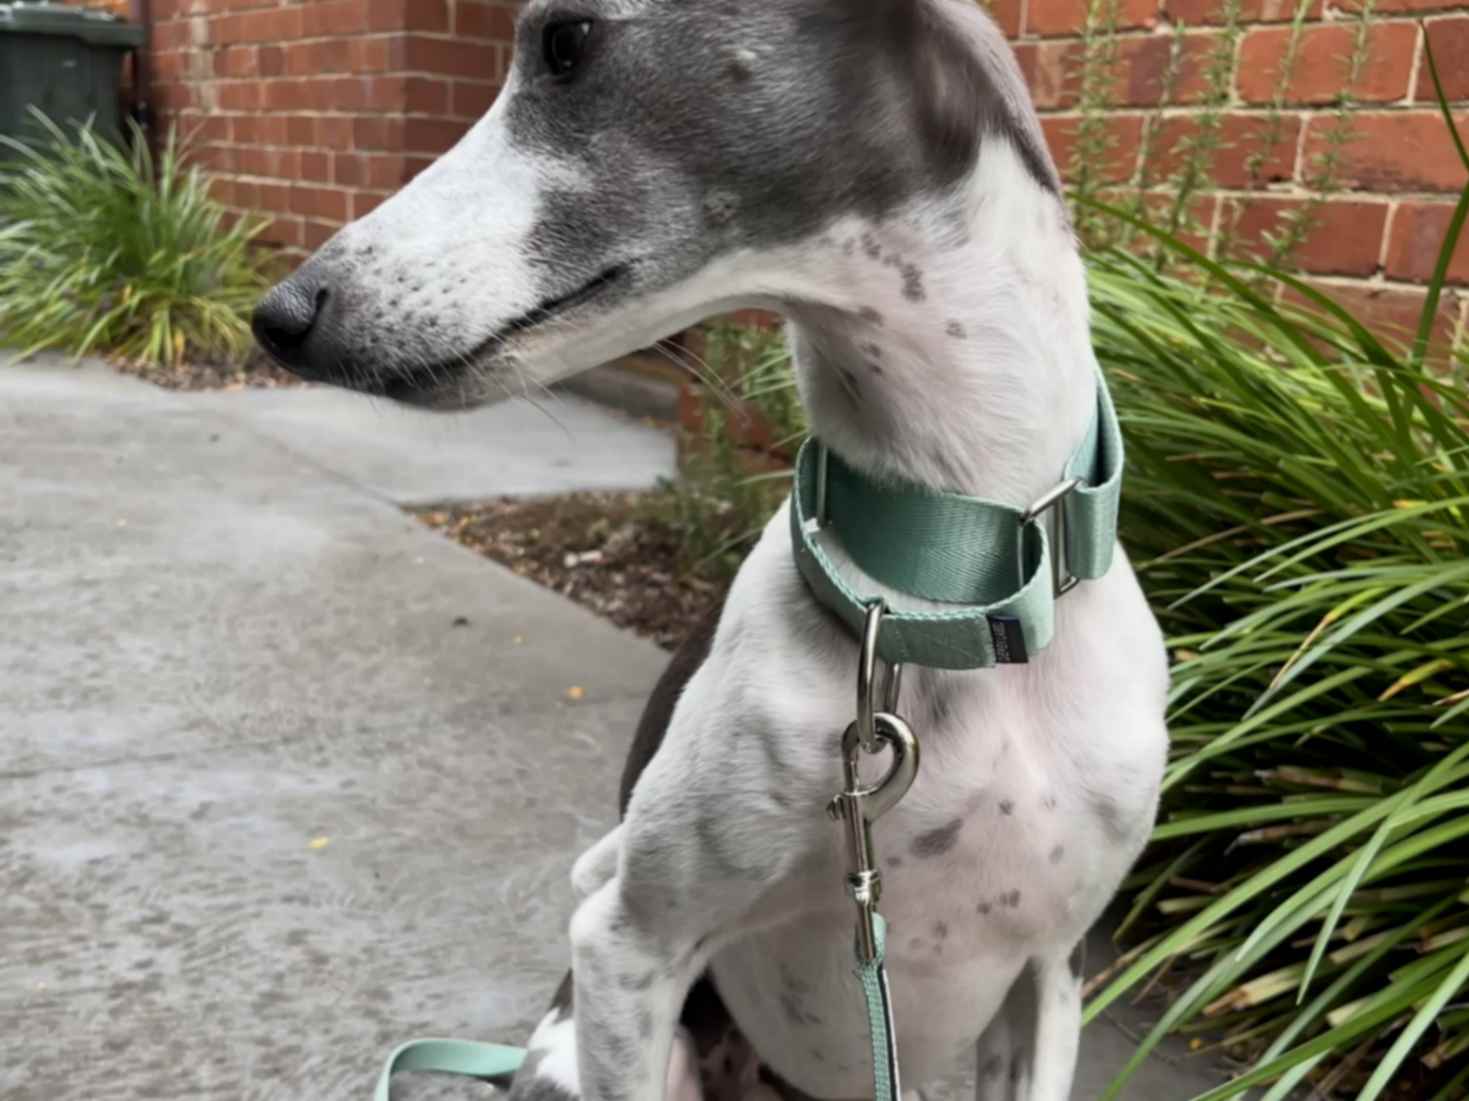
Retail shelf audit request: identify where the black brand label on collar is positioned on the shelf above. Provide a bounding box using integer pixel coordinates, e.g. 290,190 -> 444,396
989,616 -> 1029,664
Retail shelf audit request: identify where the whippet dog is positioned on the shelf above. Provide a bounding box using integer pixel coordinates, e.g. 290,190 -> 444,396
253,2 -> 1170,1098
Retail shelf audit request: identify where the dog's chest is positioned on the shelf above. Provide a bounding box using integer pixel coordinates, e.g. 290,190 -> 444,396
868,709 -> 1122,957
711,692 -> 1151,1095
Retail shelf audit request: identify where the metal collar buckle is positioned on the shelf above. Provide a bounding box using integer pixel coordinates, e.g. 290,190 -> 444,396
803,443 -> 832,535
1021,478 -> 1083,598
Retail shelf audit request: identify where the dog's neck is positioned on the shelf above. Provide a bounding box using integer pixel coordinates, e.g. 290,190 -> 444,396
783,143 -> 1094,512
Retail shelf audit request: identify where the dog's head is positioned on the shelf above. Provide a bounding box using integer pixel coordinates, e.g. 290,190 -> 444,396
252,0 -> 1052,409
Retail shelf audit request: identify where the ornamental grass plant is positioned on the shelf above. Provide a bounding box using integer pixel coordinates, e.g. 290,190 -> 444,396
0,114 -> 269,368
1082,72 -> 1469,1099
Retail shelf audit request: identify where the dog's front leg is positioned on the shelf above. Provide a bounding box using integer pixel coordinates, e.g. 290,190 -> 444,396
974,941 -> 1083,1101
569,876 -> 720,1101
1024,944 -> 1083,1100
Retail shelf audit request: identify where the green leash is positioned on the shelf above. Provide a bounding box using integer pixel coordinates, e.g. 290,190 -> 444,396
374,1039 -> 525,1100
857,915 -> 899,1101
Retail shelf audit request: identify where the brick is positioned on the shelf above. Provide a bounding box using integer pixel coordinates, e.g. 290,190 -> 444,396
313,115 -> 353,151
261,215 -> 304,249
364,154 -> 410,189
1107,33 -> 1225,107
1148,111 -> 1302,188
404,76 -> 452,115
353,115 -> 406,151
1386,202 -> 1469,285
319,76 -> 366,111
404,117 -> 470,155
1015,40 -> 1084,110
1042,113 -> 1144,184
1237,22 -> 1418,106
194,114 -> 231,145
403,155 -> 437,184
286,116 -> 317,147
290,185 -> 350,222
349,36 -> 394,73
981,0 -> 1023,37
301,1 -> 369,38
1303,111 -> 1469,193
451,80 -> 498,119
300,150 -> 332,183
403,0 -> 451,32
1162,0 -> 1318,24
218,44 -> 258,78
402,34 -> 497,80
1281,281 -> 1462,355
256,183 -> 293,215
1371,0 -> 1467,13
455,1 -> 518,40
1026,0 -> 1158,37
1227,198 -> 1389,276
304,220 -> 339,251
229,114 -> 260,144
215,81 -> 263,111
260,114 -> 291,146
1416,17 -> 1469,102
352,191 -> 388,219
333,153 -> 366,188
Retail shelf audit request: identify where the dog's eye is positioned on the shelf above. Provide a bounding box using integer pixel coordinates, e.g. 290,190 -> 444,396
543,20 -> 593,78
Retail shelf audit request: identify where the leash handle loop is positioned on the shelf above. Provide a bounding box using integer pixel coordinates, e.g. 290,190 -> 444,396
373,1038 -> 525,1101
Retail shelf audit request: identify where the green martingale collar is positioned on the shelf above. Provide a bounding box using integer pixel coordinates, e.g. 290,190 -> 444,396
790,374 -> 1124,670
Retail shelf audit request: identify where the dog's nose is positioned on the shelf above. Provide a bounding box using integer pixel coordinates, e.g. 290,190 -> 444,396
252,275 -> 328,373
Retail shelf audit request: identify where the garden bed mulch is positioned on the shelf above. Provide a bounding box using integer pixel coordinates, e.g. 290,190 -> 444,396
110,348 -> 303,391
410,492 -> 725,651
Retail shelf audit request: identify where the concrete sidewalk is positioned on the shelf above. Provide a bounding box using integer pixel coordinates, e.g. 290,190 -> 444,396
1,359 -> 1231,1100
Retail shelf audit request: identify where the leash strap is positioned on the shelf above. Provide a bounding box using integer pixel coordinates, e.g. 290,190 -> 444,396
856,915 -> 901,1101
791,375 -> 1124,669
373,1038 -> 525,1101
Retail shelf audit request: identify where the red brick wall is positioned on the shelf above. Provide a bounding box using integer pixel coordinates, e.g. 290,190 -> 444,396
141,0 -> 517,252
998,0 -> 1468,346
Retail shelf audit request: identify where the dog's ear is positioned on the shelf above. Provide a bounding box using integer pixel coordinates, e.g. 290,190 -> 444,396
880,0 -> 1059,191
879,2 -> 986,183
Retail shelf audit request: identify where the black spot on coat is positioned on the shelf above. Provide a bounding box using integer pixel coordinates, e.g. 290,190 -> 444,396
911,817 -> 963,858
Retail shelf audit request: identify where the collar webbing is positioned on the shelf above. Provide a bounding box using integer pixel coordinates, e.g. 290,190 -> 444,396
790,374 -> 1124,670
